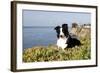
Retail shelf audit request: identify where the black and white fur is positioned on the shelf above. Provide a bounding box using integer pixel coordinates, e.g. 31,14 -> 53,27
54,24 -> 81,50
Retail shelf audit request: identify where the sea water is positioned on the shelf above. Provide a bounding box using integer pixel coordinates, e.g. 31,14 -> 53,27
23,27 -> 57,49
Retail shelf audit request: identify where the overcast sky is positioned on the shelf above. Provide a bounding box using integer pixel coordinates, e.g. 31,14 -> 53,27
22,10 -> 91,27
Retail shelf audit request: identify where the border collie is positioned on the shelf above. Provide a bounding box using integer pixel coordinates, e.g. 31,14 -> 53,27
54,24 -> 81,50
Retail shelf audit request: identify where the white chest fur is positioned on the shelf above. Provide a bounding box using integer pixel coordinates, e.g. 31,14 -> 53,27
57,38 -> 68,49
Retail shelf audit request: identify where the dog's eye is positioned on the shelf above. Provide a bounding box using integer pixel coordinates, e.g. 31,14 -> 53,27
57,30 -> 60,34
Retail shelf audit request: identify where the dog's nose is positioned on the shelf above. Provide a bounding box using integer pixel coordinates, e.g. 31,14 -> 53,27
60,35 -> 64,38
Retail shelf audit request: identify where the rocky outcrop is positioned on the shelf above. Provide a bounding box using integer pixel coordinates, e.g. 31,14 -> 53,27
70,23 -> 91,38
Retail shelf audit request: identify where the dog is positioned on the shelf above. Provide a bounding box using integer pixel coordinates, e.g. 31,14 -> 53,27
54,24 -> 81,50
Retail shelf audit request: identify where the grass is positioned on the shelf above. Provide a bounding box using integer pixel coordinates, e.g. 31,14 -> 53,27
23,35 -> 91,62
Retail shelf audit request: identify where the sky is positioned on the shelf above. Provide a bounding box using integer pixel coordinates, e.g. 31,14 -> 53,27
22,10 -> 91,27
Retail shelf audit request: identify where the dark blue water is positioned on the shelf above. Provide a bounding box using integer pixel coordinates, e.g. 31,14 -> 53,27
23,27 -> 57,49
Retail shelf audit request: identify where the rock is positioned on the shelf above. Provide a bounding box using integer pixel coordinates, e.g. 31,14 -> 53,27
70,23 -> 91,38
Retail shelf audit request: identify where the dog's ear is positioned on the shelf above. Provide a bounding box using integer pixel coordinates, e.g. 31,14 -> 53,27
62,24 -> 69,36
54,26 -> 60,30
62,24 -> 68,30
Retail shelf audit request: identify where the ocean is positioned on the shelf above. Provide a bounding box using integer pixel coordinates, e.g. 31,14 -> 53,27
23,27 -> 57,49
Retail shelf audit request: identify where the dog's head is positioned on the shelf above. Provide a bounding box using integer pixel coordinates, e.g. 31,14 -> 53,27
54,24 -> 69,38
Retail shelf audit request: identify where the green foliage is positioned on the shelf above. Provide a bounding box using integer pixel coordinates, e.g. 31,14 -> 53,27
23,35 -> 91,62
